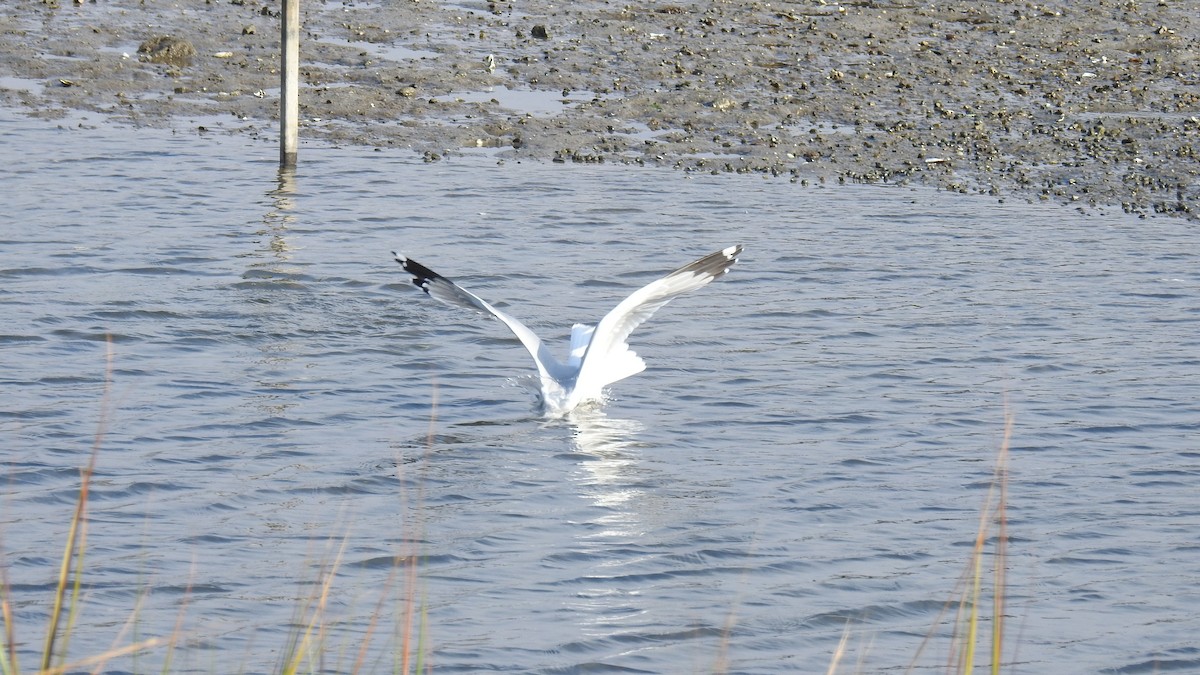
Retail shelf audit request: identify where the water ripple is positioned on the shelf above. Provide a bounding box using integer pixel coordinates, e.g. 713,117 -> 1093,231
1,111 -> 1198,674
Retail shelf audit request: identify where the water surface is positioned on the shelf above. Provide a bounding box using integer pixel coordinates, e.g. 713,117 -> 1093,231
2,110 -> 1198,674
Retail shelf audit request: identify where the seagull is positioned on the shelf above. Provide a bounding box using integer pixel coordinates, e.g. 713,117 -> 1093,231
392,245 -> 743,414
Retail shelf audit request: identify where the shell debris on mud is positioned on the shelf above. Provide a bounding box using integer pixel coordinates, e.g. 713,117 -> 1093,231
1,0 -> 1195,218
136,36 -> 196,66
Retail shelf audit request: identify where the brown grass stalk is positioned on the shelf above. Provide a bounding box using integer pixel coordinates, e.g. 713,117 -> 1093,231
989,412 -> 1011,675
281,535 -> 349,675
395,380 -> 438,674
39,636 -> 169,675
39,337 -> 113,670
956,410 -> 1012,675
901,410 -> 1012,675
1,560 -> 18,675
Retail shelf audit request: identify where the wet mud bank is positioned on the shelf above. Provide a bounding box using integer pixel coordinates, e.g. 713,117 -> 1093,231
2,0 -> 1196,219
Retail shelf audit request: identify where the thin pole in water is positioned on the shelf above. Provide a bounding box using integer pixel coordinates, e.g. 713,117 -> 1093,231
280,0 -> 299,168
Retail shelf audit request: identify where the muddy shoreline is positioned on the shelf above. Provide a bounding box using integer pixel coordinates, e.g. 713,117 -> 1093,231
2,0 -> 1196,219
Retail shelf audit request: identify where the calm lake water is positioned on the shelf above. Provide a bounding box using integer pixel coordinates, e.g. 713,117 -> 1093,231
2,109 -> 1199,674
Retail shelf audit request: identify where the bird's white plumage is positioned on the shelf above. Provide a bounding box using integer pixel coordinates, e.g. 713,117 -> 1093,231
392,245 -> 743,414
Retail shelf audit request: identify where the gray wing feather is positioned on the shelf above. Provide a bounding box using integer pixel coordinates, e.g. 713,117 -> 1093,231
572,244 -> 743,396
392,252 -> 568,383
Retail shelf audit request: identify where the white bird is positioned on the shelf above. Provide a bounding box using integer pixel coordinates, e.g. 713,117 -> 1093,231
392,245 -> 743,414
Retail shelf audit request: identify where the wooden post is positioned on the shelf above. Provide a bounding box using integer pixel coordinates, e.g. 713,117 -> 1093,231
280,0 -> 299,168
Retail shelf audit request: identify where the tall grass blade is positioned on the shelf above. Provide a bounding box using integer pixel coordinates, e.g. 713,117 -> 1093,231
352,552 -> 407,675
63,513 -> 90,667
962,533 -> 984,675
414,590 -> 429,675
41,336 -> 113,670
159,571 -> 194,675
40,636 -> 167,675
824,621 -> 852,675
41,424 -> 93,669
906,410 -> 1013,675
1,557 -> 19,675
396,383 -> 437,674
963,410 -> 1013,675
281,536 -> 348,675
990,412 -> 1012,675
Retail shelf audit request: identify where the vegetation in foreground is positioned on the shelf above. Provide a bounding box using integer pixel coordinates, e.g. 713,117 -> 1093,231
3,346 -> 1014,674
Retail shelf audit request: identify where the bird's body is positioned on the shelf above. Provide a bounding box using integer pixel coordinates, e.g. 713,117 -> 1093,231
393,245 -> 743,414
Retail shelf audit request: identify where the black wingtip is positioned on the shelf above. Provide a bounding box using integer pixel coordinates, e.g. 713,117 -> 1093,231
725,244 -> 744,264
715,244 -> 743,275
392,251 -> 444,294
675,244 -> 744,279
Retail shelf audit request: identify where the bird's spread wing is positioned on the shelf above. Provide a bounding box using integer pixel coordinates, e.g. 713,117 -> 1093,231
392,252 -> 568,387
571,244 -> 743,403
394,246 -> 743,413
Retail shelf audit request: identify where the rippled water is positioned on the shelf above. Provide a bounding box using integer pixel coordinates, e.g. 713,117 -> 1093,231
2,109 -> 1199,674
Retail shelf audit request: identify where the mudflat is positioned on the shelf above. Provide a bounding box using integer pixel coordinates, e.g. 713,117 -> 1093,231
2,0 -> 1196,218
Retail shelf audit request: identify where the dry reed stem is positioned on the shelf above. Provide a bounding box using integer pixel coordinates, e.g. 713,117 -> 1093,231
824,621 -> 853,675
960,410 -> 1013,675
989,412 -> 1012,675
39,636 -> 168,675
2,336 -> 180,674
904,410 -> 1013,675
1,538 -> 18,675
157,568 -> 193,675
93,586 -> 151,675
713,522 -> 766,674
351,561 -> 401,674
40,336 -> 113,670
395,380 -> 438,674
281,535 -> 349,675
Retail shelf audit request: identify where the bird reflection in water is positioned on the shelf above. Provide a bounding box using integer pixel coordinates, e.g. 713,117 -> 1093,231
565,408 -> 646,539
